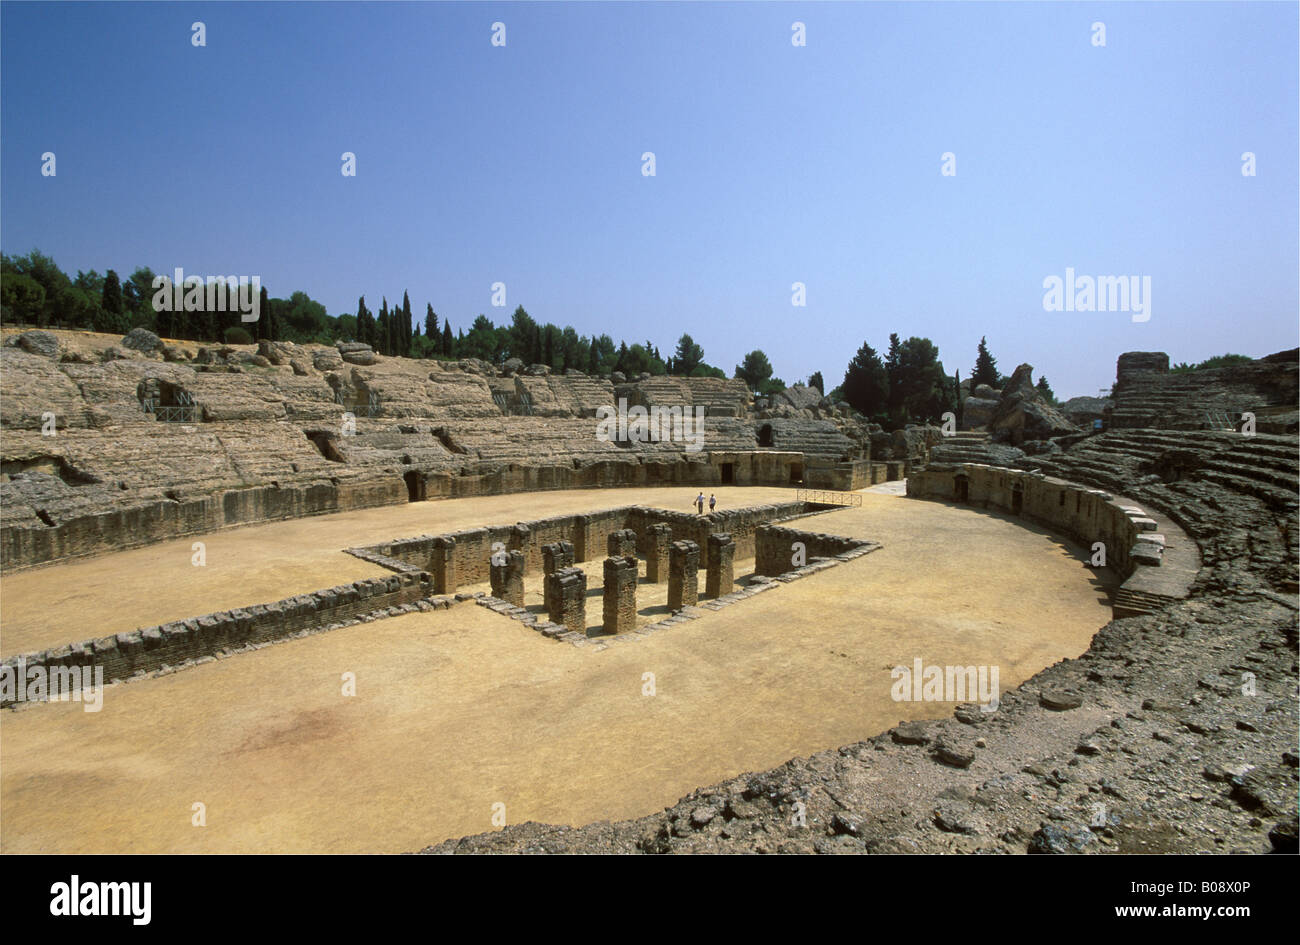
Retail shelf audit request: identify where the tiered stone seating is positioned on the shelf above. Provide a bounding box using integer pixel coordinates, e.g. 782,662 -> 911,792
1109,349 -> 1298,430
756,418 -> 856,460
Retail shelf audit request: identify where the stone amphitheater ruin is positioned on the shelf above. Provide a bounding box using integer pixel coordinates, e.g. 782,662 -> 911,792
1,328 -> 1295,854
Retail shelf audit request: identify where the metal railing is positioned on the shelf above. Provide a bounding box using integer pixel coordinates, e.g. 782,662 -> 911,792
1203,410 -> 1235,431
142,391 -> 200,423
335,389 -> 382,417
796,488 -> 862,508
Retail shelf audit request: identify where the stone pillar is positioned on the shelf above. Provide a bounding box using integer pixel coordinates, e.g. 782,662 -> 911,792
509,523 -> 531,573
705,532 -> 735,598
667,540 -> 700,611
602,556 -> 638,634
547,566 -> 587,632
607,528 -> 637,559
571,514 -> 588,562
645,523 -> 672,583
542,541 -> 575,617
429,536 -> 457,594
490,550 -> 525,607
542,540 -> 575,575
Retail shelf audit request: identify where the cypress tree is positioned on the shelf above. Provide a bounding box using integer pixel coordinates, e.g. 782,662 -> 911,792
401,291 -> 413,356
425,303 -> 437,346
259,285 -> 272,340
377,298 -> 390,356
442,320 -> 453,356
357,296 -> 372,347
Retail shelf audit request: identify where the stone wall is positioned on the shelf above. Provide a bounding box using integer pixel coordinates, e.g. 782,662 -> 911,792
754,525 -> 875,577
906,463 -> 1142,576
624,501 -> 808,560
803,457 -> 876,490
1,476 -> 405,572
2,571 -> 433,705
364,501 -> 816,587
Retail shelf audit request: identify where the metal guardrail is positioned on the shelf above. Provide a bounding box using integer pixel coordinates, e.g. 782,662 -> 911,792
142,392 -> 200,423
796,488 -> 862,508
1203,410 -> 1235,431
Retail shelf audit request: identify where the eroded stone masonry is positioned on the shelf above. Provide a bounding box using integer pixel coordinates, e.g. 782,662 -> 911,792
1,330 -> 937,570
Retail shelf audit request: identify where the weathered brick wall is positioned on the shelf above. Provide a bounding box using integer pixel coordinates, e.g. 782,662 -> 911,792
361,501 -> 820,596
625,501 -> 806,560
2,571 -> 433,705
907,464 -> 1141,576
1,477 -> 406,572
754,525 -> 868,576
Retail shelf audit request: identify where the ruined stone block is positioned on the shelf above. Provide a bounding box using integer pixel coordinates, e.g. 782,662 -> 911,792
705,532 -> 735,598
668,540 -> 700,611
429,535 -> 457,594
602,555 -> 638,634
541,540 -> 575,575
607,528 -> 637,558
645,523 -> 672,583
490,549 -> 525,607
509,523 -> 531,572
546,566 -> 587,633
1130,543 -> 1163,566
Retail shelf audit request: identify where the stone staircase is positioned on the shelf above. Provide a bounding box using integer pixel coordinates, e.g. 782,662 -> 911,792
928,430 -> 1026,467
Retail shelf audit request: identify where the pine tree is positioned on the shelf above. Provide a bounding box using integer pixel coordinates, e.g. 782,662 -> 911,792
102,270 -> 123,315
841,342 -> 889,421
1035,375 -> 1057,405
972,336 -> 1000,390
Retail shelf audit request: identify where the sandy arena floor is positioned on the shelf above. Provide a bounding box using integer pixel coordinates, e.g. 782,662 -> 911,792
0,485 -> 1115,853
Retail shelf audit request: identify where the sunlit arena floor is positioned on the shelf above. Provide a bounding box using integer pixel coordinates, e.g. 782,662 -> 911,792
0,484 -> 1117,853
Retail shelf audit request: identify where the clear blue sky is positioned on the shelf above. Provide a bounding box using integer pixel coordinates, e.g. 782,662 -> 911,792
3,1 -> 1296,398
